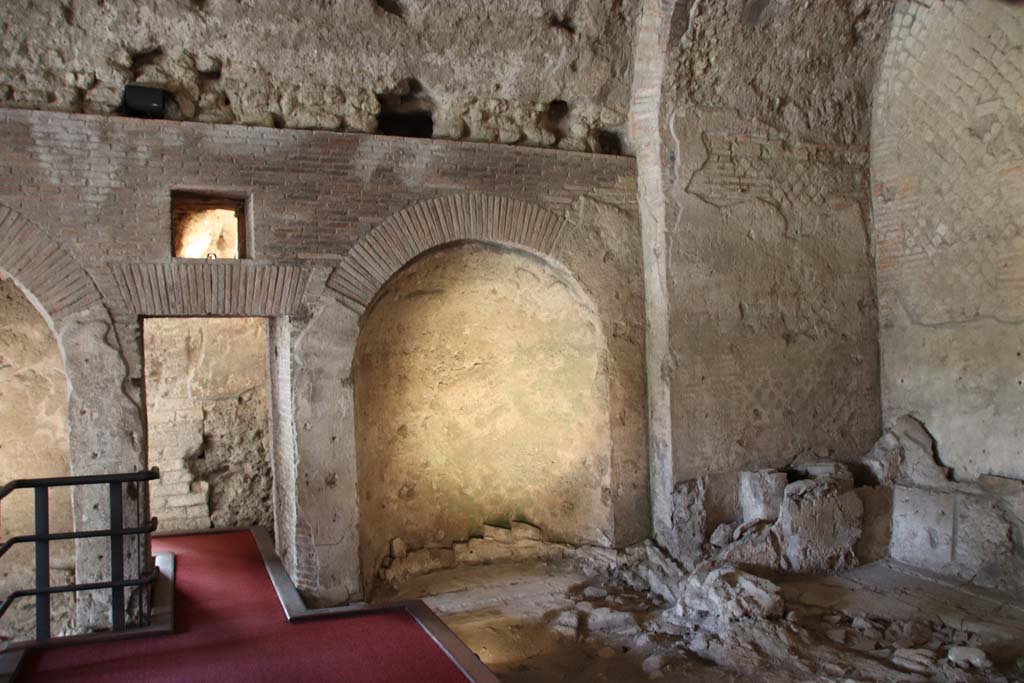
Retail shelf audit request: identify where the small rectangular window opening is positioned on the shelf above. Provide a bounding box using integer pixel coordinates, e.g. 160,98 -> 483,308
171,191 -> 247,259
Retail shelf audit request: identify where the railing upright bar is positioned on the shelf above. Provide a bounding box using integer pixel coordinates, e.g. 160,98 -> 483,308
33,486 -> 50,641
109,482 -> 125,632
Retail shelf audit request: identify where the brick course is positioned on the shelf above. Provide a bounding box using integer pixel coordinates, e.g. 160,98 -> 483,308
0,109 -> 637,318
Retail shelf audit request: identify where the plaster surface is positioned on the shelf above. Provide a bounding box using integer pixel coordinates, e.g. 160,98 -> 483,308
872,0 -> 1024,481
0,274 -> 74,639
354,242 -> 614,590
631,3 -> 890,559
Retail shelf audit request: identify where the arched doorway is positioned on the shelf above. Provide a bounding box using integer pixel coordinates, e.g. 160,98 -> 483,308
353,241 -> 614,592
0,272 -> 74,639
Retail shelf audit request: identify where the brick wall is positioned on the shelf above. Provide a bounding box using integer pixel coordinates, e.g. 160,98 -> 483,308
0,108 -> 637,320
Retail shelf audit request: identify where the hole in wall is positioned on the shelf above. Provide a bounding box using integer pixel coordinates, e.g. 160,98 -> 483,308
595,129 -> 624,155
547,13 -> 576,34
375,0 -> 405,18
171,191 -> 247,259
539,99 -> 570,141
129,47 -> 164,78
376,78 -> 434,138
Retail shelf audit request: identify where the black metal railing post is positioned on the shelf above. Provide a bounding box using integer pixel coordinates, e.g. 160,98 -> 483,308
0,468 -> 159,646
109,482 -> 125,632
33,486 -> 50,641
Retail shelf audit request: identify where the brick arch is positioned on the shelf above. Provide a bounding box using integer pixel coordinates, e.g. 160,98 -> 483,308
326,194 -> 573,313
0,203 -> 101,322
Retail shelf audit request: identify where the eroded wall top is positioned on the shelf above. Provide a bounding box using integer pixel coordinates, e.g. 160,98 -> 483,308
0,0 -> 637,153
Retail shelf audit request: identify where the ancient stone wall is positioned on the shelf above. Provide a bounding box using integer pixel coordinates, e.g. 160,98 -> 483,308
631,1 -> 891,557
869,0 -> 1024,593
872,0 -> 1024,482
0,108 -> 643,604
354,242 -> 614,593
0,274 -> 75,639
143,317 -> 272,532
0,0 -> 636,154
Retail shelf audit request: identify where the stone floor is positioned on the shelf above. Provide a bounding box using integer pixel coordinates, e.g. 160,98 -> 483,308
388,560 -> 1024,682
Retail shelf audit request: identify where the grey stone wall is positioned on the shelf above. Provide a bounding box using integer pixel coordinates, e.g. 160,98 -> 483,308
870,0 -> 1024,593
632,0 -> 891,557
872,0 -> 1024,482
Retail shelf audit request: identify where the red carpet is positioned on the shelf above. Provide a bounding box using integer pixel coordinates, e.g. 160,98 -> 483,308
21,531 -> 471,682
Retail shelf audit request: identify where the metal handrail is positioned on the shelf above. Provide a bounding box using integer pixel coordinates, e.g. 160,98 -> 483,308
0,469 -> 159,503
0,518 -> 159,561
0,569 -> 160,621
0,468 -> 161,642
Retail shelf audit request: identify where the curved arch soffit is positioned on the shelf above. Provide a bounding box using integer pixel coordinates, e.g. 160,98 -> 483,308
326,194 -> 574,314
0,203 -> 101,324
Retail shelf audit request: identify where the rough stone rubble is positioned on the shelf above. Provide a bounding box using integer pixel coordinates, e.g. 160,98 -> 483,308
376,414 -> 1024,681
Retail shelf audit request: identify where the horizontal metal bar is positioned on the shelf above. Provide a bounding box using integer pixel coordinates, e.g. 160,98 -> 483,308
0,570 -> 160,621
0,519 -> 158,561
0,469 -> 160,503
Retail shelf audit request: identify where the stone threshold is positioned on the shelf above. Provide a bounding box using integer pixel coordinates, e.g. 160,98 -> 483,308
249,526 -> 500,683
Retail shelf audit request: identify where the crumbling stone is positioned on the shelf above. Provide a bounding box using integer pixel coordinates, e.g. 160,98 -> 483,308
681,563 -> 785,623
738,470 -> 787,523
390,537 -> 408,559
891,486 -> 955,571
777,478 -> 862,573
716,522 -> 782,573
511,521 -> 544,542
891,648 -> 938,674
947,645 -> 992,670
670,479 -> 707,569
853,485 -> 892,564
380,547 -> 455,584
709,523 -> 735,549
889,415 -> 951,488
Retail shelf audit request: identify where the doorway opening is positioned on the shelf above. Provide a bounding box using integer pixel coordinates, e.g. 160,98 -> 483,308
142,317 -> 273,532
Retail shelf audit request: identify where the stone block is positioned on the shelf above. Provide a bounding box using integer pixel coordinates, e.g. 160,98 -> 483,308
510,521 -> 544,541
482,524 -> 513,543
682,563 -> 784,623
671,479 -> 707,570
890,486 -> 954,570
738,470 -> 787,523
854,485 -> 892,564
778,478 -> 862,573
953,493 -> 1013,575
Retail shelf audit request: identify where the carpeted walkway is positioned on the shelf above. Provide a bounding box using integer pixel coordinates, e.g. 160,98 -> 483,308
21,531 -> 471,682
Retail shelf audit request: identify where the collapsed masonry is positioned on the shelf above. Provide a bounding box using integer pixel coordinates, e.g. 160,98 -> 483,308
376,415 -> 1024,680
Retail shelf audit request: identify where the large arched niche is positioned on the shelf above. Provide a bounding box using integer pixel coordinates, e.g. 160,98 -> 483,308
0,204 -> 146,631
352,240 -> 614,589
0,271 -> 74,638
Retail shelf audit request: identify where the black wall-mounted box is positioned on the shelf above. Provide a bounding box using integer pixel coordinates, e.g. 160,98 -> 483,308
122,84 -> 171,118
